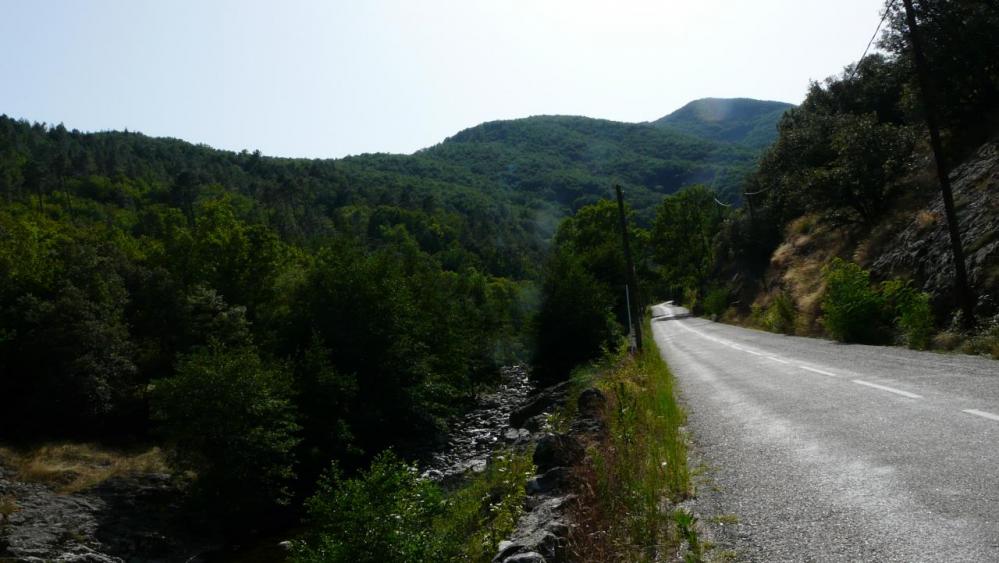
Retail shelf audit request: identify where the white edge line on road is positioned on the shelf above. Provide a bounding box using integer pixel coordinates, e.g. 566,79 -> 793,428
962,409 -> 999,422
765,356 -> 791,364
851,379 -> 922,399
798,365 -> 838,377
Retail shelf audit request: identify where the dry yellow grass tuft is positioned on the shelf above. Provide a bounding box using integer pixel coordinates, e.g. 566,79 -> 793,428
0,493 -> 19,522
0,443 -> 168,494
914,210 -> 939,231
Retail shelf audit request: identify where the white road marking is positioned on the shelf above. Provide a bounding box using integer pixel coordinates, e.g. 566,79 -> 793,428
766,356 -> 791,365
962,409 -> 999,422
852,379 -> 922,399
798,365 -> 839,378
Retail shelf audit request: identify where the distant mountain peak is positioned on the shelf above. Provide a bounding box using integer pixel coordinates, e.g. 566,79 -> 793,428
652,98 -> 794,148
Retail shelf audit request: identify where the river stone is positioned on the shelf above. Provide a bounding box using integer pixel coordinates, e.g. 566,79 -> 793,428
502,552 -> 547,563
510,382 -> 570,428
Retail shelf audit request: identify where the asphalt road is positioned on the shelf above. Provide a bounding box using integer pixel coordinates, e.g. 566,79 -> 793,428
650,304 -> 999,562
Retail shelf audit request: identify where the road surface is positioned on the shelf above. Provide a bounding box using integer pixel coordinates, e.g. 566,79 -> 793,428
650,304 -> 999,562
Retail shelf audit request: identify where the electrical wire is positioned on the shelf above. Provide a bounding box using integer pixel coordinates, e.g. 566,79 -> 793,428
847,0 -> 898,82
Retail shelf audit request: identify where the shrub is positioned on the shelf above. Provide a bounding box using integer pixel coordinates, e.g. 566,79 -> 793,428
701,286 -> 729,320
682,286 -> 700,313
293,452 -> 448,563
763,292 -> 796,335
882,280 -> 934,350
821,258 -> 887,343
962,318 -> 999,360
932,331 -> 964,351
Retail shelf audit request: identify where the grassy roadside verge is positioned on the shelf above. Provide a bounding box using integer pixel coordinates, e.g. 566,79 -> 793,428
568,320 -> 695,562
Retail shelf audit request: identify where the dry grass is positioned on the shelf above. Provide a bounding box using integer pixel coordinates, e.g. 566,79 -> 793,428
914,210 -> 939,231
932,331 -> 965,351
0,443 -> 168,494
0,493 -> 19,522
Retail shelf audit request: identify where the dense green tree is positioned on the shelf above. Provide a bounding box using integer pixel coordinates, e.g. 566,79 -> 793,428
533,248 -> 620,382
650,185 -> 727,300
150,342 -> 300,519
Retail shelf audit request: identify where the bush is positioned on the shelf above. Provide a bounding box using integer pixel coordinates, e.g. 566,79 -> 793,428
821,259 -> 887,343
293,452 -> 448,563
932,331 -> 964,351
150,342 -> 300,519
882,280 -> 934,350
701,286 -> 729,320
962,318 -> 999,360
763,292 -> 796,335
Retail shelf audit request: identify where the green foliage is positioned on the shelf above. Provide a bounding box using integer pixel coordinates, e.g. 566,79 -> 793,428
533,248 -> 620,382
821,259 -> 887,343
822,260 -> 937,346
762,292 -> 797,335
881,280 -> 934,350
650,185 -> 727,300
293,450 -> 534,563
150,342 -> 300,518
293,452 -> 448,563
701,286 -> 730,320
961,318 -> 999,360
573,325 -> 690,561
434,450 -> 534,561
882,0 -> 999,151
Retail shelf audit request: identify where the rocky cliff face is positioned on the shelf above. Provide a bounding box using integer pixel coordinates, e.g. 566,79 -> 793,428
751,137 -> 999,330
872,140 -> 999,320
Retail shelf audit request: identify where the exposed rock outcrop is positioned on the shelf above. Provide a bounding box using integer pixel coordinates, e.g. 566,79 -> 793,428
0,466 -> 216,562
872,140 -> 999,318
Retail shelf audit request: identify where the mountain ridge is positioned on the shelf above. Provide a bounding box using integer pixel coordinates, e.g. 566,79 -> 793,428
652,97 -> 794,148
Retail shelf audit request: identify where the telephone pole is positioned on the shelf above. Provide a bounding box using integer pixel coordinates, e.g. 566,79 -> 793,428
900,0 -> 976,326
615,184 -> 643,350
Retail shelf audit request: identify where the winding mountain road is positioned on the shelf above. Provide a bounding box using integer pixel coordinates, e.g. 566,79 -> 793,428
650,304 -> 999,562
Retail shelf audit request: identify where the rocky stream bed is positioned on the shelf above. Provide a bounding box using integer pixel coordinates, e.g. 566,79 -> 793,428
0,365 -> 597,563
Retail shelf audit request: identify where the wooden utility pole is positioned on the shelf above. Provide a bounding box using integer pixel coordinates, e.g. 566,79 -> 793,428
615,184 -> 643,350
901,0 -> 976,326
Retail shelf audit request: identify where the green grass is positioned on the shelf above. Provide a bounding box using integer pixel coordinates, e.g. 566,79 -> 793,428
434,449 -> 535,561
708,514 -> 740,525
569,322 -> 693,561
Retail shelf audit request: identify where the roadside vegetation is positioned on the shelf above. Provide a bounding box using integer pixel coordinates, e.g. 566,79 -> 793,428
291,449 -> 534,563
566,326 -> 693,562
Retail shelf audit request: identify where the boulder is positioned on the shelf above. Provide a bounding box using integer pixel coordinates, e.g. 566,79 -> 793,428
525,467 -> 571,496
532,434 -> 584,473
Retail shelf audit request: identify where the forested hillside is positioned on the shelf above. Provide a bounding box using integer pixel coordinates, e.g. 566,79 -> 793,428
652,97 -> 794,149
0,97 -> 784,546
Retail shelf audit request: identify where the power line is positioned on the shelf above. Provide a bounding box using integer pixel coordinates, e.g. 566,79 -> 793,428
847,0 -> 898,82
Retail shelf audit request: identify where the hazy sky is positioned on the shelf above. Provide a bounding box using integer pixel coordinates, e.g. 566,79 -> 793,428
1,0 -> 887,158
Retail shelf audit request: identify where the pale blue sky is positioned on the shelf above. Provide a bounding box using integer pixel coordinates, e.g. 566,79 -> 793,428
1,0 -> 887,158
